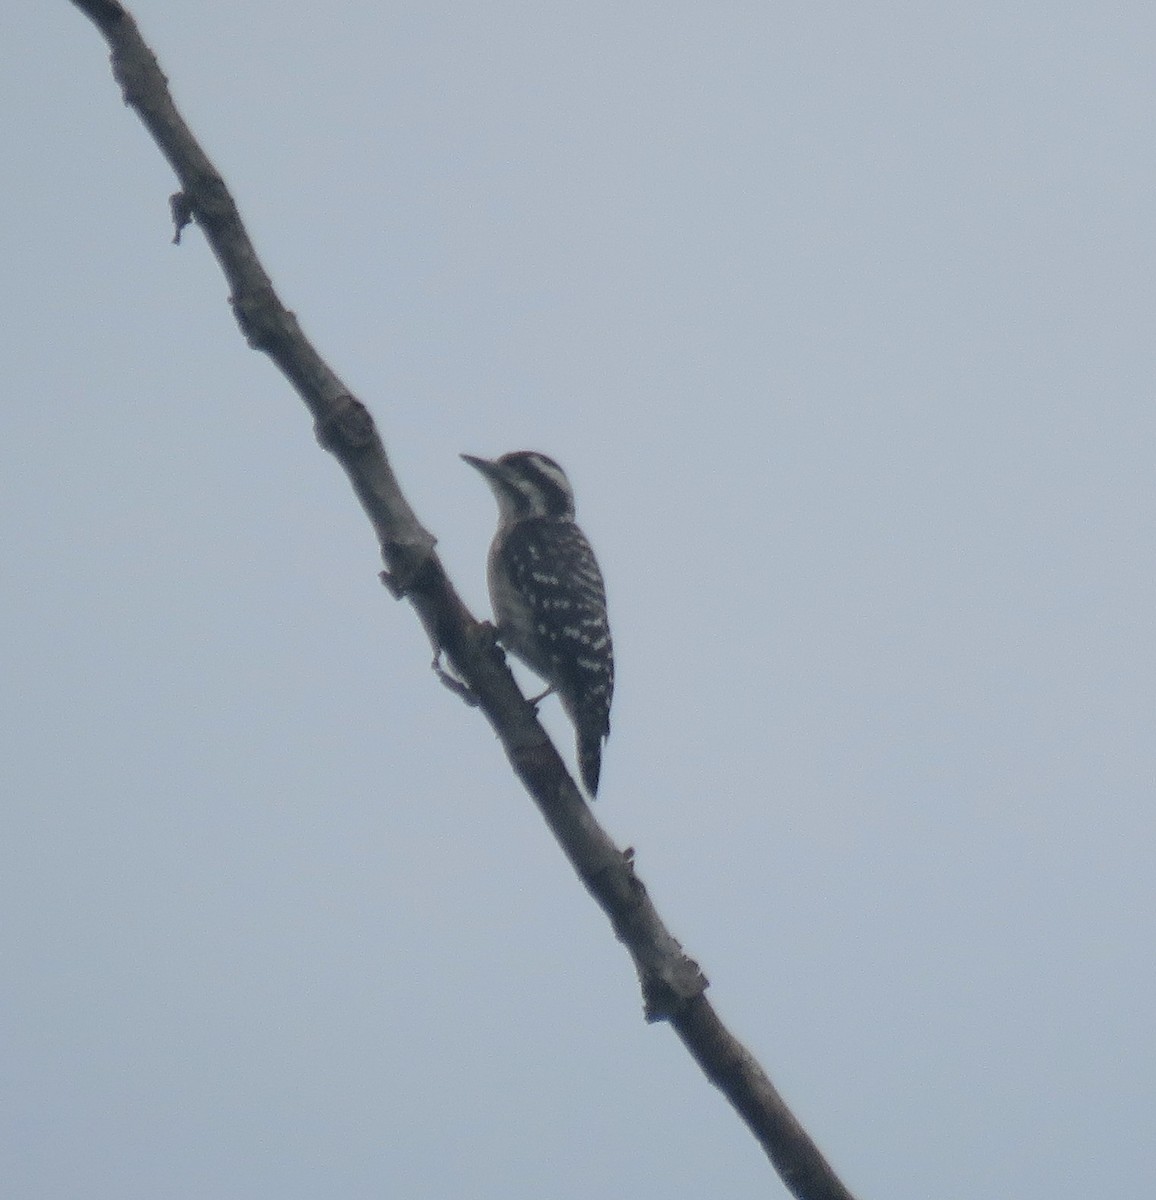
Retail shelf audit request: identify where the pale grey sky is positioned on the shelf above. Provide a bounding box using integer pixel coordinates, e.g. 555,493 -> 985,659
3,4 -> 1155,1197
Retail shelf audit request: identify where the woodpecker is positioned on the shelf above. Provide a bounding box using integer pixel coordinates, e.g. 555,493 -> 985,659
462,451 -> 614,796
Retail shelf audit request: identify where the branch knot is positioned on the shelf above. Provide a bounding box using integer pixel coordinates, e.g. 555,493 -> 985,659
315,394 -> 377,454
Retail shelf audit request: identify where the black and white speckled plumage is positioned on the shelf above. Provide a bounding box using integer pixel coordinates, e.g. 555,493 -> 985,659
462,451 -> 614,796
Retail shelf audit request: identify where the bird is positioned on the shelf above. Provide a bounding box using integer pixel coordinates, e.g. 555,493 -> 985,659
462,451 -> 614,796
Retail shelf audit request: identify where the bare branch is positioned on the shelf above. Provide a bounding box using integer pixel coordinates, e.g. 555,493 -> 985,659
66,3 -> 861,1197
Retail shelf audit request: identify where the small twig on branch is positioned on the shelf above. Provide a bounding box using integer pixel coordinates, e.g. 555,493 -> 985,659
66,3 -> 861,1198
429,649 -> 481,706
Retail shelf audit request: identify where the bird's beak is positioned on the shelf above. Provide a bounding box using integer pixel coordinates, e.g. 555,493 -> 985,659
461,453 -> 498,478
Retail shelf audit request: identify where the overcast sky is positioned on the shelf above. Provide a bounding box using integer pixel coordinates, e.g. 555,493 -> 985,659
3,4 -> 1155,1198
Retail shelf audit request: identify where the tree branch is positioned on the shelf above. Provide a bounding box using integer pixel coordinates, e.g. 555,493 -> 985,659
66,4 -> 861,1197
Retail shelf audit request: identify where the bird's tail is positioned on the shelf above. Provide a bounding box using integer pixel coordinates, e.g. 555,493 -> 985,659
578,731 -> 603,798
